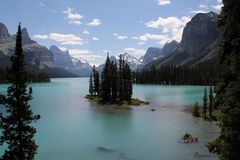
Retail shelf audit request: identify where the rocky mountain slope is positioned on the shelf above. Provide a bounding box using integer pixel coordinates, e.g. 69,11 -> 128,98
141,40 -> 178,64
0,22 -> 76,78
144,12 -> 220,69
49,45 -> 92,77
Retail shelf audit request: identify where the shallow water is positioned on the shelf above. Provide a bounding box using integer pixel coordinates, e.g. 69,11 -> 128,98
0,78 -> 219,160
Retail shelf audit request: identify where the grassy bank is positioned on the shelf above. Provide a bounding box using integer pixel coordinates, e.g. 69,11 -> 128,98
192,106 -> 222,121
85,95 -> 149,110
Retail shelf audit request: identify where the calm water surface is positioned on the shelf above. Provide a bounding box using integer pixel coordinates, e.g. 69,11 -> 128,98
0,78 -> 219,160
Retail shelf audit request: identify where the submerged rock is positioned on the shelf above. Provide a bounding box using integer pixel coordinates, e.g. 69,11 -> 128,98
97,146 -> 114,152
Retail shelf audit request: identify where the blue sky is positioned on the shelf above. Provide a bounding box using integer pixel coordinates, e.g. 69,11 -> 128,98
0,0 -> 222,65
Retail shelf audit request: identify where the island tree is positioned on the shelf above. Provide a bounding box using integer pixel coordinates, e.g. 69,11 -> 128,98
209,86 -> 214,117
207,0 -> 240,159
0,24 -> 40,160
93,65 -> 100,96
89,73 -> 94,96
110,61 -> 118,102
89,54 -> 133,104
101,54 -> 111,103
203,87 -> 208,118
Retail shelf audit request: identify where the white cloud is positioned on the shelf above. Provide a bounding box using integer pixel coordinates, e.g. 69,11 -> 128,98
34,34 -> 49,39
87,19 -> 101,26
189,4 -> 209,14
92,37 -> 99,41
117,36 -> 128,40
49,33 -> 83,45
34,33 -> 84,46
199,4 -> 209,10
190,10 -> 209,14
157,0 -> 171,6
63,8 -> 83,25
82,30 -> 90,35
212,0 -> 223,13
131,36 -> 139,40
113,33 -> 128,40
69,49 -> 102,63
136,33 -> 170,45
212,4 -> 223,12
39,2 -> 46,7
59,47 -> 67,51
138,42 -> 145,45
113,33 -> 129,40
145,16 -> 190,30
144,16 -> 190,42
123,48 -> 145,56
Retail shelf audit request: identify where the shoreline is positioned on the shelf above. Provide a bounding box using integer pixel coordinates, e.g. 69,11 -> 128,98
85,95 -> 149,110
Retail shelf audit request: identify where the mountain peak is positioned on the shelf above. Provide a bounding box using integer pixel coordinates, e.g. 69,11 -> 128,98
0,22 -> 10,40
181,11 -> 219,55
191,11 -> 218,23
50,45 -> 62,52
21,27 -> 36,45
49,45 -> 69,55
141,47 -> 162,64
162,40 -> 179,55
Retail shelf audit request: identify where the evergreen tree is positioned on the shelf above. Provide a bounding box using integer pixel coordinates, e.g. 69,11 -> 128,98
203,87 -> 208,118
0,23 -> 40,160
101,53 -> 111,103
209,86 -> 214,117
93,65 -> 100,96
89,73 -> 94,96
208,0 -> 240,159
118,54 -> 124,102
110,61 -> 117,102
124,64 -> 132,103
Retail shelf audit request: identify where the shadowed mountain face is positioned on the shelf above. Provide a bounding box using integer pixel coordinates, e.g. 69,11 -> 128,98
180,12 -> 219,55
49,45 -> 92,77
0,23 -> 76,78
50,45 -> 74,69
141,40 -> 179,64
0,23 -> 11,41
141,47 -> 162,64
144,12 -> 220,69
162,40 -> 179,56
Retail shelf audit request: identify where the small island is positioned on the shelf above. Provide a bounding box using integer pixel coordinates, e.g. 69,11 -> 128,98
86,54 -> 149,109
86,95 -> 148,106
181,132 -> 198,143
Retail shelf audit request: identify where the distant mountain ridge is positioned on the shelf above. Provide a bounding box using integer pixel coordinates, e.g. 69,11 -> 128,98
144,11 -> 220,69
97,53 -> 144,72
0,22 -> 95,78
49,45 -> 92,77
140,40 -> 179,64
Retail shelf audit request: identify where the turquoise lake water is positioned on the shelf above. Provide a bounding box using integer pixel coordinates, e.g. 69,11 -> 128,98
0,78 -> 219,160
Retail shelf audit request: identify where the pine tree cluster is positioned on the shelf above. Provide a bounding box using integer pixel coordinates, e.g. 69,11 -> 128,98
202,86 -> 215,118
208,0 -> 240,159
0,68 -> 50,83
89,54 -> 132,104
134,65 -> 221,85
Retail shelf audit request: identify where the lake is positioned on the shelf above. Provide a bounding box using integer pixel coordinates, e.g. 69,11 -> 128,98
0,78 -> 219,160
